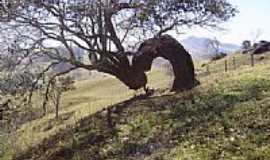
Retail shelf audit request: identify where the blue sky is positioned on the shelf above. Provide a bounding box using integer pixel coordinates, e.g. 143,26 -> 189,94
180,0 -> 270,45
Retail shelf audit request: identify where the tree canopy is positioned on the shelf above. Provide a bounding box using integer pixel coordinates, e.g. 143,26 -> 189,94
0,0 -> 237,103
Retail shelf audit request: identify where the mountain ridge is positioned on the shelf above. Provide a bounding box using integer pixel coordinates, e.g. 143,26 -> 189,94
180,36 -> 240,59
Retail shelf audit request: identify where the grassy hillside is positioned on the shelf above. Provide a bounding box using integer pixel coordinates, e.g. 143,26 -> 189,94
2,52 -> 270,160
1,69 -> 173,159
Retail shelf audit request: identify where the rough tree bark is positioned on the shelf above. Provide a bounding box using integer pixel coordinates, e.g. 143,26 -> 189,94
98,34 -> 198,92
132,34 -> 198,91
92,52 -> 147,90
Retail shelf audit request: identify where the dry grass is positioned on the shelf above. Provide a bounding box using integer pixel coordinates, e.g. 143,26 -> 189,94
3,51 -> 270,159
9,68 -> 173,154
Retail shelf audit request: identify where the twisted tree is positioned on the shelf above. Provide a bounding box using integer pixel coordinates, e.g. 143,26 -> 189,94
133,34 -> 197,91
0,0 -> 237,102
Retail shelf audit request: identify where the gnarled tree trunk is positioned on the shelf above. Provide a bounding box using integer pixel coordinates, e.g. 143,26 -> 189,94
93,52 -> 147,90
95,35 -> 198,92
132,34 -> 198,91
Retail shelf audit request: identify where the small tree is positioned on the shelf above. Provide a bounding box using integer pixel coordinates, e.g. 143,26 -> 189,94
207,38 -> 221,55
49,76 -> 75,119
206,38 -> 227,61
58,76 -> 76,92
242,40 -> 252,50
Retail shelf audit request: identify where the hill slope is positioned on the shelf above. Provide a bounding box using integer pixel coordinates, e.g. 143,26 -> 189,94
3,52 -> 270,160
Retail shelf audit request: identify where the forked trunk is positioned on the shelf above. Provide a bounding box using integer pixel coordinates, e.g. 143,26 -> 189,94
94,35 -> 198,92
94,52 -> 147,90
132,34 -> 198,91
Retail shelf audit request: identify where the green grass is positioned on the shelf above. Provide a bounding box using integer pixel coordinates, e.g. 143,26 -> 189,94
61,64 -> 270,160
163,66 -> 270,160
4,69 -> 172,157
197,52 -> 270,74
3,52 -> 270,159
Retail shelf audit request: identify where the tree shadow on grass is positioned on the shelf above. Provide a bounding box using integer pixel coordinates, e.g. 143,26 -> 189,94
14,80 -> 268,160
59,90 -> 245,160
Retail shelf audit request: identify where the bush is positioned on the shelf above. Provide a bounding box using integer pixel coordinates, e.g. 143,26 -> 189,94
211,52 -> 227,61
58,76 -> 76,92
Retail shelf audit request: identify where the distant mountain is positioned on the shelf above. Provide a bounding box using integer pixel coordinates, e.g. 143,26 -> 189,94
52,47 -> 86,73
35,46 -> 88,79
180,36 -> 240,59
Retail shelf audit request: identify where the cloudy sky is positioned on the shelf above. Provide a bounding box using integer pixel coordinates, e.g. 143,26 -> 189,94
178,0 -> 270,45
